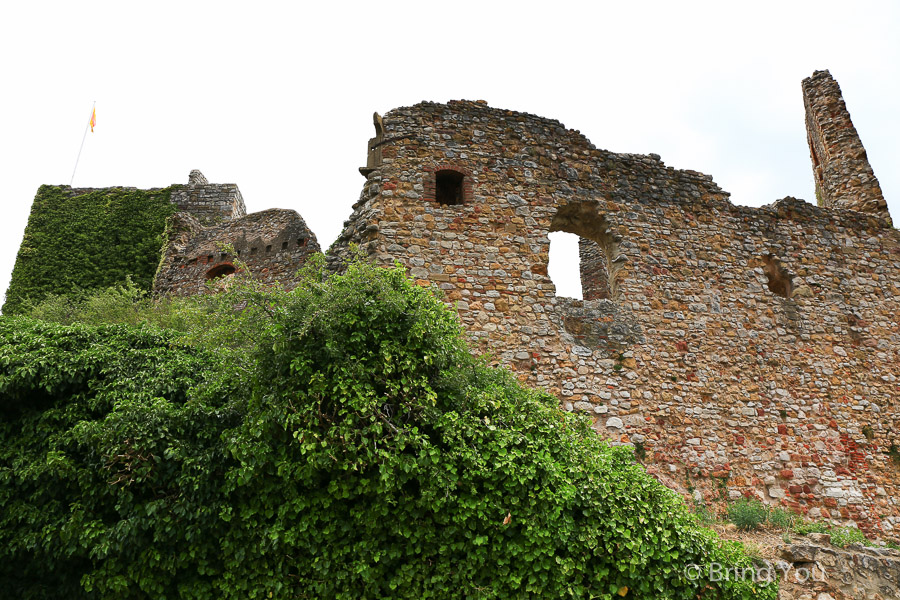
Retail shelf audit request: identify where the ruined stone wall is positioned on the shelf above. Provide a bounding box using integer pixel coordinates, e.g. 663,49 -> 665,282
802,70 -> 889,224
331,99 -> 900,535
154,208 -> 320,297
169,169 -> 247,225
579,237 -> 612,300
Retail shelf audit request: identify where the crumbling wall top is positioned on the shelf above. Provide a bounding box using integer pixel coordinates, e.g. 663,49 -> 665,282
170,169 -> 247,225
802,70 -> 890,225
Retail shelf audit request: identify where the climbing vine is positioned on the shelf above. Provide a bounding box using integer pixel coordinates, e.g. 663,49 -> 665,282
2,184 -> 179,314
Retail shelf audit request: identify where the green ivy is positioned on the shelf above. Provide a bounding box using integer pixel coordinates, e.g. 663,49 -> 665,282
0,262 -> 777,598
3,185 -> 180,314
0,317 -> 239,598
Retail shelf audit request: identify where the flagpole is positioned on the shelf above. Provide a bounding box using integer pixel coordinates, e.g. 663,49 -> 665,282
70,101 -> 95,186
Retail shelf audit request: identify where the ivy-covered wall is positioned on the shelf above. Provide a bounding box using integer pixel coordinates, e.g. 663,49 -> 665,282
2,185 -> 179,314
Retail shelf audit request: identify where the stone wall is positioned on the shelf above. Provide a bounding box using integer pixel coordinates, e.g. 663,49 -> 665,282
330,94 -> 900,535
779,535 -> 900,600
154,170 -> 319,296
802,70 -> 890,224
7,73 -> 898,539
154,208 -> 320,297
169,169 -> 247,225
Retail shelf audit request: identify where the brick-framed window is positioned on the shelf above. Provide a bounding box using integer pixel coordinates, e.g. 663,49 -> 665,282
423,164 -> 473,206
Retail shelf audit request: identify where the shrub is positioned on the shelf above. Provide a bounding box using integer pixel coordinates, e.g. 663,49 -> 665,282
768,507 -> 796,530
727,498 -> 768,531
0,317 -> 239,597
633,439 -> 647,461
861,425 -> 874,441
830,526 -> 870,548
792,520 -> 828,536
0,261 -> 776,599
691,501 -> 717,525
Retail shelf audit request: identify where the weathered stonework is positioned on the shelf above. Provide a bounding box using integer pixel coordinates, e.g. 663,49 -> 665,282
7,72 -> 898,541
169,170 -> 247,225
154,207 -> 320,297
329,83 -> 900,535
802,70 -> 889,224
779,536 -> 900,600
152,171 -> 320,296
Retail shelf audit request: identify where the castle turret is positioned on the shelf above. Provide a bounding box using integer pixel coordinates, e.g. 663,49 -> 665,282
802,70 -> 890,224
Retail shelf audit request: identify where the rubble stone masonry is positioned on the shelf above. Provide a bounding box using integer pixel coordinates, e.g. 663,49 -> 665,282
154,207 -> 320,297
8,72 -> 899,537
802,70 -> 890,224
329,86 -> 900,535
168,169 -> 248,225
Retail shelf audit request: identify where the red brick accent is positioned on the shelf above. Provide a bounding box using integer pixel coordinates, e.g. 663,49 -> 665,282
205,262 -> 237,280
423,164 -> 474,204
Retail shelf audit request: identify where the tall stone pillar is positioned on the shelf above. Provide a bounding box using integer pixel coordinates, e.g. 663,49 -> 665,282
802,70 -> 890,224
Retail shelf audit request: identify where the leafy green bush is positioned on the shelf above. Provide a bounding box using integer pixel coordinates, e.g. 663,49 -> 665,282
3,184 -> 178,314
24,275 -> 167,326
727,498 -> 768,531
0,317 -> 239,597
0,261 -> 776,599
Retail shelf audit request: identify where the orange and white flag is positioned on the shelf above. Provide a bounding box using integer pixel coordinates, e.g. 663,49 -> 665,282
89,107 -> 96,132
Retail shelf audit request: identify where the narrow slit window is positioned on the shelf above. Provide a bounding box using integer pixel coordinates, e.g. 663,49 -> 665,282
436,170 -> 464,206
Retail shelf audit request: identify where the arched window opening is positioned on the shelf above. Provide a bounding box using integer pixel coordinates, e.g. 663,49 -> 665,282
206,263 -> 236,281
550,202 -> 621,301
436,170 -> 464,205
548,231 -> 583,299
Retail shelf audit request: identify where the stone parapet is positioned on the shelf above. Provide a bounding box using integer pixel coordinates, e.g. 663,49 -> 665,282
169,170 -> 247,225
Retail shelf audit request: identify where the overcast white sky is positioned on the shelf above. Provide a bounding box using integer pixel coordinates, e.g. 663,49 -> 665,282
1,1 -> 897,304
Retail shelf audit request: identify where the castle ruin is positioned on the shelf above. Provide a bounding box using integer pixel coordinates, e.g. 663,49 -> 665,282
154,170 -> 320,297
6,70 -> 899,535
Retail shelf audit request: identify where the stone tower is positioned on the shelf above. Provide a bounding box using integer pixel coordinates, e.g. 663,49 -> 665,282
802,70 -> 890,223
